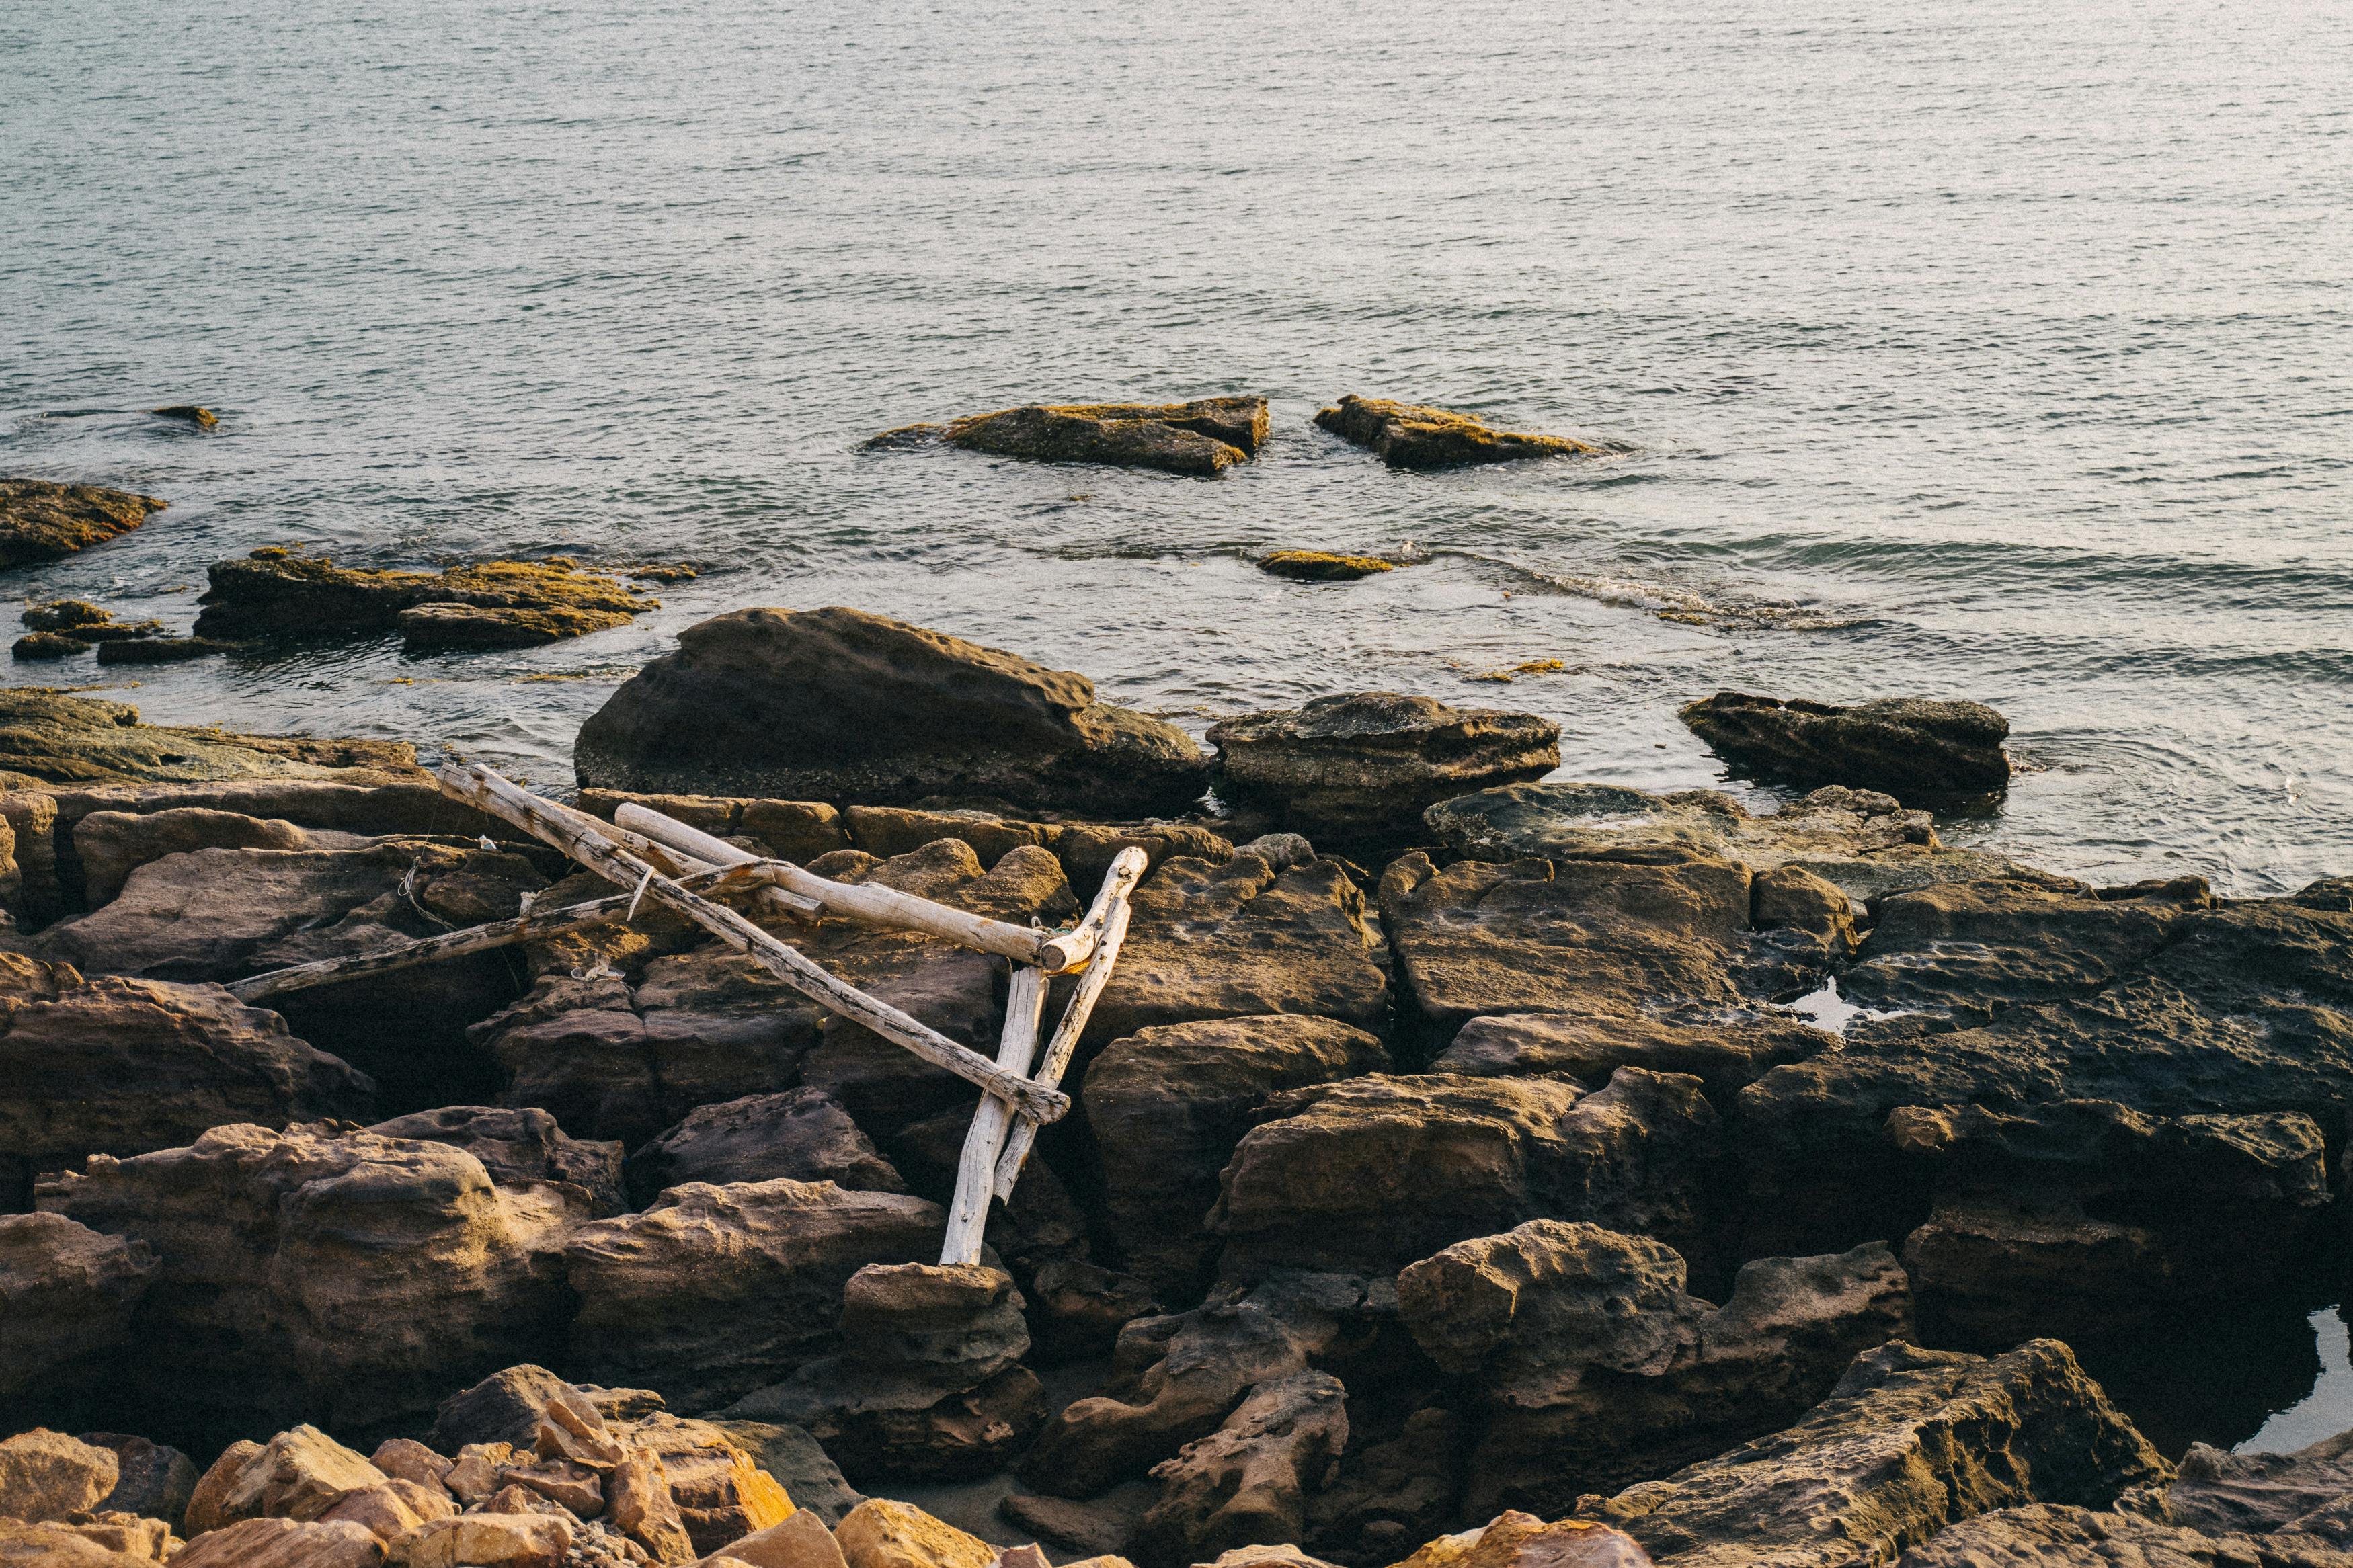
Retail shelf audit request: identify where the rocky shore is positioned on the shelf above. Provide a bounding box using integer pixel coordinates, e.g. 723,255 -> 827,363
3,605 -> 2350,1568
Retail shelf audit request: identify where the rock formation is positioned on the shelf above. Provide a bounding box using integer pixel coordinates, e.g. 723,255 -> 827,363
873,397 -> 1269,477
1678,692 -> 2012,801
1312,397 -> 1605,470
192,550 -> 655,645
0,480 -> 165,569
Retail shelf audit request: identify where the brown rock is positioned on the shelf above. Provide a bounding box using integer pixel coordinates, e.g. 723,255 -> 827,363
996,1489 -> 1152,1559
39,1124 -> 583,1433
610,1450 -> 698,1564
0,1214 -> 155,1401
0,481 -> 165,569
1889,1502 -> 2353,1567
1089,851 -> 1387,1047
926,397 -> 1269,477
0,1514 -> 173,1563
702,1425 -> 863,1529
0,1430 -> 118,1524
565,1179 -> 945,1410
494,1460 -> 602,1516
1207,694 -> 1558,842
71,807 -> 313,907
722,1361 -> 1049,1485
1210,1069 -> 1722,1282
1082,1016 -> 1390,1296
576,792 -> 852,864
93,636 -> 235,665
442,1445 -> 516,1509
12,632 -> 92,660
388,1512 -> 573,1567
366,1441 -> 452,1496
77,1436 -> 196,1528
173,1516 -> 387,1568
709,1510 -> 848,1568
368,1107 -> 627,1217
833,1499 -> 996,1568
1312,397 -> 1603,470
1431,1012 -> 1831,1101
1585,1339 -> 2169,1567
319,1479 -> 457,1542
609,1413 -> 793,1555
1255,551 -> 1394,583
0,689 -> 426,792
182,1425 -> 386,1531
573,607 -> 1208,818
1679,692 -> 2011,803
396,600 -> 635,647
1388,1511 -> 1654,1568
1132,1372 -> 1349,1568
192,552 -> 653,643
626,1090 -> 905,1207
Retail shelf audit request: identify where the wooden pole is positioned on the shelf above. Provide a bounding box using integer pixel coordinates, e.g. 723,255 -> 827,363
991,848 -> 1146,1200
615,801 -> 1078,969
225,861 -> 772,1002
941,964 -> 1048,1266
438,763 -> 1068,1126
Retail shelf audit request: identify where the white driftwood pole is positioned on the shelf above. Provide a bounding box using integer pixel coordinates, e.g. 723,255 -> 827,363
226,861 -> 770,1002
597,804 -> 823,923
439,763 -> 1069,1126
615,802 -> 1074,968
991,847 -> 1146,1200
941,964 -> 1049,1266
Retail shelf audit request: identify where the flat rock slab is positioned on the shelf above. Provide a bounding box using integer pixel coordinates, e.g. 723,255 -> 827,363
574,606 -> 1209,817
192,550 -> 653,644
875,397 -> 1270,477
0,479 -> 165,569
1207,692 -> 1559,842
0,688 -> 426,790
1313,395 -> 1605,470
1679,691 -> 2011,802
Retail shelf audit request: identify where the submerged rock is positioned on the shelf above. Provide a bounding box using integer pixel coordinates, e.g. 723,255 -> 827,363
192,550 -> 653,644
1678,692 -> 2012,801
150,405 -> 218,429
95,635 -> 236,664
22,601 -> 112,634
883,397 -> 1269,477
574,607 -> 1209,817
1312,396 -> 1603,470
38,1122 -> 586,1433
1398,1221 -> 1913,1518
1255,552 -> 1394,583
0,479 -> 165,569
1583,1339 -> 2169,1566
1208,694 -> 1558,843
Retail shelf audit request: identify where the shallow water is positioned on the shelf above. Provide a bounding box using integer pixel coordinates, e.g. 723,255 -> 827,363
5,0 -> 2350,892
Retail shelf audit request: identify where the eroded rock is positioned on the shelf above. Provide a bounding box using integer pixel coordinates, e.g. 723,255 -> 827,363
625,1090 -> 905,1208
0,481 -> 164,569
1132,1372 -> 1348,1568
368,1107 -> 626,1218
0,1430 -> 118,1524
1207,694 -> 1558,843
71,807 -> 317,907
1679,692 -> 2011,802
1431,1012 -> 1831,1102
192,551 -> 652,644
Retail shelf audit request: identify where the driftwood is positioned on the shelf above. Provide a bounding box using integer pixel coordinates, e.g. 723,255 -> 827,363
440,762 -> 1070,1127
942,965 -> 1049,1266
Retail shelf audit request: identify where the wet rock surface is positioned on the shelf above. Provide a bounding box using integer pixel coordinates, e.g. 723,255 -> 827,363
1207,694 -> 1558,843
884,397 -> 1269,477
192,550 -> 654,645
575,608 -> 1209,817
1312,397 -> 1605,470
1679,691 -> 2012,802
0,690 -> 425,790
0,480 -> 165,569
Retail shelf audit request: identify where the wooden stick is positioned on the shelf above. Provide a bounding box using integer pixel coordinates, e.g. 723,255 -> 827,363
440,764 -> 1069,1126
991,848 -> 1146,1200
226,862 -> 770,1002
596,805 -> 823,921
941,965 -> 1048,1266
615,802 -> 1074,968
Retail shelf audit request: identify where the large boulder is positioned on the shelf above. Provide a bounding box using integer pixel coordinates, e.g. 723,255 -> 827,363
1312,397 -> 1604,470
0,1429 -> 119,1524
1082,1016 -> 1390,1298
192,550 -> 654,644
0,480 -> 164,569
0,1214 -> 155,1409
875,397 -> 1269,477
573,608 -> 1209,817
1088,848 -> 1388,1048
1211,1070 -> 1722,1282
1678,692 -> 2011,802
37,1122 -> 584,1433
1583,1339 -> 2169,1566
1205,694 -> 1558,842
72,807 -> 319,907
564,1178 -> 946,1409
1398,1221 -> 1913,1518
0,953 -> 372,1209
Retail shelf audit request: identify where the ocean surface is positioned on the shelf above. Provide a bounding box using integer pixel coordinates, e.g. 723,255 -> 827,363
6,0 -> 2353,1448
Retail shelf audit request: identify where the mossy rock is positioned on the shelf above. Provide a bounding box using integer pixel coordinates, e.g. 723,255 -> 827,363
1257,551 -> 1396,583
873,397 -> 1270,477
397,601 -> 635,648
0,481 -> 166,569
151,405 -> 219,429
12,631 -> 91,660
194,550 -> 655,645
1314,395 -> 1605,470
22,600 -> 111,633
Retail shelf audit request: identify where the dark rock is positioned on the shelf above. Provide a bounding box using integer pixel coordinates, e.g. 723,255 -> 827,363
1425,782 -> 2038,907
95,636 -> 236,664
1892,1503 -> 2353,1567
429,1362 -> 602,1452
1025,1259 -> 1165,1362
625,1089 -> 905,1206
0,954 -> 372,1210
0,688 -> 427,790
23,601 -> 112,634
563,1178 -> 946,1410
1583,1339 -> 2170,1567
12,632 -> 89,660
574,606 -> 1209,817
192,550 -> 652,643
368,1106 -> 627,1217
1089,850 -> 1388,1048
919,397 -> 1269,477
1398,1220 -> 1913,1518
1207,694 -> 1558,843
1303,1405 -> 1462,1568
79,1433 -> 198,1527
1312,396 -> 1604,470
999,1485 -> 1155,1557
2163,1432 -> 2353,1545
1679,692 -> 2011,802
703,1420 -> 865,1526
38,1122 -> 585,1434
1212,1069 -> 1722,1283
885,1103 -> 1092,1282
1082,1015 -> 1390,1297
151,405 -> 218,428
722,1362 -> 1049,1485
840,1263 -> 1032,1385
0,1213 -> 155,1406
396,600 -> 635,647
0,480 -> 165,569
1256,553 -> 1394,583
1131,1371 -> 1349,1568
1432,1012 -> 1833,1101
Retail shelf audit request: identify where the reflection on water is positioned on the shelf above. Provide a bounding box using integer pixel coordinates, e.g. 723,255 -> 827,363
2239,1309 -> 2353,1456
